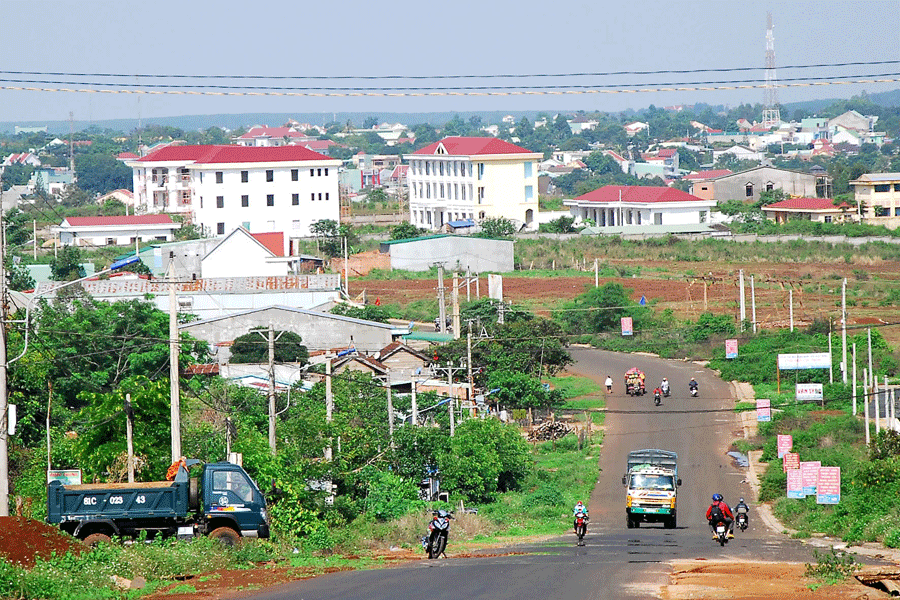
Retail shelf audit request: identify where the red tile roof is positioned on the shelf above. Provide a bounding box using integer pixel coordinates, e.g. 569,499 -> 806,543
763,197 -> 852,211
683,169 -> 733,181
185,363 -> 220,375
250,232 -> 284,256
64,214 -> 175,227
574,185 -> 706,203
117,152 -> 139,159
137,145 -> 331,164
657,148 -> 677,158
412,136 -> 535,156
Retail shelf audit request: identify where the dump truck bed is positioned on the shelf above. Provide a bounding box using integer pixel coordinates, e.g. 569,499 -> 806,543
47,480 -> 188,523
626,449 -> 678,476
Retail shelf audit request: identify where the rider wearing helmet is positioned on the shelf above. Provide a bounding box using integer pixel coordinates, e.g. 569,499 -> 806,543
573,501 -> 589,533
733,497 -> 750,527
706,493 -> 734,539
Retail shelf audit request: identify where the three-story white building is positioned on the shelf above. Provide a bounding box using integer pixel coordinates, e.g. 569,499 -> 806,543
406,137 -> 541,231
127,145 -> 341,237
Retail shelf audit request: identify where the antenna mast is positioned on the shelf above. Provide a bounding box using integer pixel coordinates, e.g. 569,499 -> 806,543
763,12 -> 781,127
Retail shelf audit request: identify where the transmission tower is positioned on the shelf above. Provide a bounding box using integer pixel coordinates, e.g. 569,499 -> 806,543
762,12 -> 781,127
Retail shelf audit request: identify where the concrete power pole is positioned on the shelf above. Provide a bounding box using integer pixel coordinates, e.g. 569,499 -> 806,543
841,278 -> 848,384
0,201 -> 8,515
325,357 -> 333,461
452,272 -> 460,340
437,265 -> 447,334
738,270 -> 746,331
268,324 -> 276,454
168,256 -> 182,462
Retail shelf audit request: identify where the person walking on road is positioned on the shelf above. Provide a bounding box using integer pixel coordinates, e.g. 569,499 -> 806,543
605,375 -> 613,393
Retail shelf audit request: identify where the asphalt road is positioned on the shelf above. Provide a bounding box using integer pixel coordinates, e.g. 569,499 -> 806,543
250,349 -> 814,600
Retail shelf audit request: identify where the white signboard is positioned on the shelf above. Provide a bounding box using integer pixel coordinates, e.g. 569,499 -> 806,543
487,274 -> 503,301
778,353 -> 831,370
796,383 -> 824,401
48,469 -> 82,485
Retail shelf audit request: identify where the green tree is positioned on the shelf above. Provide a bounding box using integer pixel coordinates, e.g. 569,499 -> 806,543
49,245 -> 86,281
390,221 -> 424,240
74,153 -> 132,195
539,216 -> 576,233
5,255 -> 35,291
485,370 -> 563,410
310,219 -> 357,258
330,303 -> 391,323
0,163 -> 34,189
362,116 -> 379,129
230,328 -> 309,364
559,282 -> 650,334
58,184 -> 94,208
478,216 -> 516,238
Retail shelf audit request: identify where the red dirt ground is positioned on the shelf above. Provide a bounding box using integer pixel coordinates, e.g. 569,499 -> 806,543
0,517 -> 84,568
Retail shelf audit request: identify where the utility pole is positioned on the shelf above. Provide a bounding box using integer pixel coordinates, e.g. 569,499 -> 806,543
0,198 -> 8,515
750,275 -> 757,334
738,270 -> 746,331
868,328 -> 874,389
852,343 -> 857,416
386,373 -> 394,446
448,365 -> 455,437
411,380 -> 418,427
789,289 -> 794,332
452,272 -> 460,340
594,258 -> 599,288
841,278 -> 848,384
437,265 -> 447,334
125,393 -> 135,483
167,255 -> 182,462
467,330 -> 474,415
325,357 -> 333,461
267,324 -> 276,454
343,236 -> 349,298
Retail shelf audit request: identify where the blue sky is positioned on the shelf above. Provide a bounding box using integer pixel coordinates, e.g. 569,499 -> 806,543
1,0 -> 898,124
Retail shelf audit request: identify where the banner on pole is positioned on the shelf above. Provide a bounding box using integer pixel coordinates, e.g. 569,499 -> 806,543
777,435 -> 793,458
787,468 -> 804,498
756,398 -> 771,422
48,469 -> 82,485
795,383 -> 824,401
800,461 -> 821,496
621,317 -> 633,336
816,467 -> 841,504
725,339 -> 738,359
778,353 -> 831,370
782,452 -> 800,472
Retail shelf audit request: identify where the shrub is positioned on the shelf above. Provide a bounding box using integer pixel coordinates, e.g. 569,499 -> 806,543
365,471 -> 423,522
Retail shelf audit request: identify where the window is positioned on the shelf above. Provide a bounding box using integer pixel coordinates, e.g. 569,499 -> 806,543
454,162 -> 458,177
478,187 -> 484,204
524,162 -> 533,178
292,193 -> 299,205
825,216 -> 833,223
439,162 -> 445,176
318,193 -> 322,200
291,169 -> 298,181
241,170 -> 249,183
325,192 -> 329,200
317,168 -> 322,176
106,238 -> 115,246
874,184 -> 891,193
478,163 -> 485,180
267,194 -> 274,206
217,223 -> 225,235
461,185 -> 466,201
215,171 -> 223,184
425,162 -> 431,175
454,184 -> 459,200
766,182 -> 774,192
896,207 -> 900,216
700,211 -> 708,223
894,184 -> 900,192
266,169 -> 274,182
241,194 -> 249,207
242,221 -> 250,230
324,168 -> 329,176
460,163 -> 467,177
440,183 -> 445,198
216,196 -> 224,208
875,205 -> 889,216
311,193 -> 315,201
426,184 -> 431,199
745,183 -> 753,197
525,185 -> 534,201
310,168 -> 315,177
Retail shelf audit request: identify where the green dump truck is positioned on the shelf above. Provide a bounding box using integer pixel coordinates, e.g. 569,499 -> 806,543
47,459 -> 269,545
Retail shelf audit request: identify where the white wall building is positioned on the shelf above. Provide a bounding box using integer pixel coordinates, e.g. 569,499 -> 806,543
406,137 -> 542,231
126,145 -> 341,237
564,185 -> 716,228
51,215 -> 179,247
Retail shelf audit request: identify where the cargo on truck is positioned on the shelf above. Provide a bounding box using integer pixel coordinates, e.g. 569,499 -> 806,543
47,459 -> 269,546
622,449 -> 681,529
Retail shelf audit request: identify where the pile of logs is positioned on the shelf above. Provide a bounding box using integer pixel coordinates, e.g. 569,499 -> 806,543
527,420 -> 572,442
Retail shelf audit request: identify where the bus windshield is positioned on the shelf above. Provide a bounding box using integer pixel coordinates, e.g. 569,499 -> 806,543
630,474 -> 675,491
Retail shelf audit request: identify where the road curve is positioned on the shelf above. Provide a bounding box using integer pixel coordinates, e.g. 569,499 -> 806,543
247,349 -> 812,600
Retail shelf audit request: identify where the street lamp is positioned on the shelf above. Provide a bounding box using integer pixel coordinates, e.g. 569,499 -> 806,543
0,254 -> 140,516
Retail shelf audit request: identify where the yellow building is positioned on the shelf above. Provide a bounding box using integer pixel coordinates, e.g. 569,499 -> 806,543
850,173 -> 900,228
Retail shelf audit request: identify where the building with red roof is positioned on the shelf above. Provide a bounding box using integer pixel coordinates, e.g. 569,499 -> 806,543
51,214 -> 179,247
234,125 -> 316,147
125,145 -> 341,238
564,185 -> 716,229
762,197 -> 854,225
405,136 -> 542,231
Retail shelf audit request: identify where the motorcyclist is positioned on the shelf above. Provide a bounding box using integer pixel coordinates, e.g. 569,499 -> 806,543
653,387 -> 663,402
689,378 -> 699,395
573,501 -> 589,532
733,497 -> 750,528
706,493 -> 734,539
660,378 -> 670,395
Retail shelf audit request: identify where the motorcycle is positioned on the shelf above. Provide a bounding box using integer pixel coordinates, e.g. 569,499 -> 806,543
736,511 -> 748,532
653,390 -> 662,406
661,381 -> 670,397
574,511 -> 588,546
422,510 -> 453,559
689,382 -> 699,397
713,521 -> 729,547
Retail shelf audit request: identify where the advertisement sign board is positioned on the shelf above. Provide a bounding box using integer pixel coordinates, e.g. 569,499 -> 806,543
795,383 -> 824,402
777,435 -> 793,458
621,317 -> 633,336
47,469 -> 82,485
787,468 -> 804,499
725,339 -> 738,359
816,467 -> 841,505
756,398 -> 771,422
800,461 -> 821,496
782,452 -> 800,472
778,353 -> 831,370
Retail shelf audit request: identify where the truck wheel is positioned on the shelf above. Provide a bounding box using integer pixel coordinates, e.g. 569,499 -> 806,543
189,477 -> 200,511
208,527 -> 241,547
83,533 -> 112,547
626,516 -> 633,528
665,517 -> 676,529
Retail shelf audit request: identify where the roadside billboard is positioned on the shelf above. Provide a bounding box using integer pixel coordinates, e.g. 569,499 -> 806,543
782,452 -> 800,472
787,468 -> 804,499
778,353 -> 831,370
777,435 -> 793,458
796,383 -> 824,402
800,461 -> 821,496
816,467 -> 841,505
47,469 -> 82,485
756,398 -> 771,422
725,339 -> 738,359
621,317 -> 633,336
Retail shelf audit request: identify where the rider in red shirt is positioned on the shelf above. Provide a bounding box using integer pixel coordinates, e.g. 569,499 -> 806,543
706,493 -> 734,539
